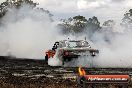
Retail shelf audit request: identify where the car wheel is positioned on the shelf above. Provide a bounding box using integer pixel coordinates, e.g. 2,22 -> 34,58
62,60 -> 64,65
45,55 -> 48,64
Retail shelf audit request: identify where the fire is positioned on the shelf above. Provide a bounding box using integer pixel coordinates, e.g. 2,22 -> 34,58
78,67 -> 86,76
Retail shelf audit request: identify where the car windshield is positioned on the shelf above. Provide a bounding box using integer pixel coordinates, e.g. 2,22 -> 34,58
65,41 -> 90,48
67,42 -> 77,47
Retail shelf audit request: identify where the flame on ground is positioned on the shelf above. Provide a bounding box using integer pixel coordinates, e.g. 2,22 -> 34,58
78,67 -> 86,76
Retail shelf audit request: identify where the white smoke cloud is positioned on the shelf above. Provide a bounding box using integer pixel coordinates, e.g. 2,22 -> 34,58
64,56 -> 94,67
0,5 -> 63,59
90,25 -> 132,68
0,0 -> 132,68
62,24 -> 132,68
48,57 -> 62,66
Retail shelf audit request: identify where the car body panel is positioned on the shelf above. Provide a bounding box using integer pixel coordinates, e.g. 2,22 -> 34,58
45,40 -> 99,65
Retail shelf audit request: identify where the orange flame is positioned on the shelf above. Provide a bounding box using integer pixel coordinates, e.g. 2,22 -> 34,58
78,67 -> 86,76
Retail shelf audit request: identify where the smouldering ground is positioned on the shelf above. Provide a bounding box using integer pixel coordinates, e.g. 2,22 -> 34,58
0,57 -> 132,88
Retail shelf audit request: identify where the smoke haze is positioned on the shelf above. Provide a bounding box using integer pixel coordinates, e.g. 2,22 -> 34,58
0,5 -> 63,59
0,1 -> 132,68
61,24 -> 132,68
93,30 -> 132,68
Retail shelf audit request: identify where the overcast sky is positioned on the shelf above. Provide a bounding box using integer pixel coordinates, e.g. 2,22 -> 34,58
1,0 -> 132,23
33,0 -> 132,23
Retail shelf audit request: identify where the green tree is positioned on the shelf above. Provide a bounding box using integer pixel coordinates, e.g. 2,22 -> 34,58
122,9 -> 132,29
0,0 -> 37,18
72,15 -> 88,33
102,20 -> 115,30
58,15 -> 88,35
85,16 -> 101,38
58,15 -> 101,38
0,0 -> 53,20
101,20 -> 117,43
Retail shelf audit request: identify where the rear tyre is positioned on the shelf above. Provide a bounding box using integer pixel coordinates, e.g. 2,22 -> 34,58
62,59 -> 64,65
45,55 -> 48,64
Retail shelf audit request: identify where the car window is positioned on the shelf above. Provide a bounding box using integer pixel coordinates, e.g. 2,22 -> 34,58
60,41 -> 91,48
68,42 -> 77,47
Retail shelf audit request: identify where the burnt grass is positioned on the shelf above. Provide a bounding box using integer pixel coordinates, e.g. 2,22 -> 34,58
0,56 -> 132,88
0,56 -> 78,88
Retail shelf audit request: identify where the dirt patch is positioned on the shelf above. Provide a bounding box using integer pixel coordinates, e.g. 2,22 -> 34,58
0,57 -> 132,88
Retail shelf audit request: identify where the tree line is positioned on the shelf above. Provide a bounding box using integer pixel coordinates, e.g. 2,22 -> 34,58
0,0 -> 132,38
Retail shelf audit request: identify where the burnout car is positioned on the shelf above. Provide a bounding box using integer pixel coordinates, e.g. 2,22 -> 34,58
45,40 -> 99,65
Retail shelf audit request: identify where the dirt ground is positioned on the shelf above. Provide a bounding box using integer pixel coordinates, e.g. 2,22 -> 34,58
0,77 -> 77,88
0,56 -> 77,88
0,56 -> 132,88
